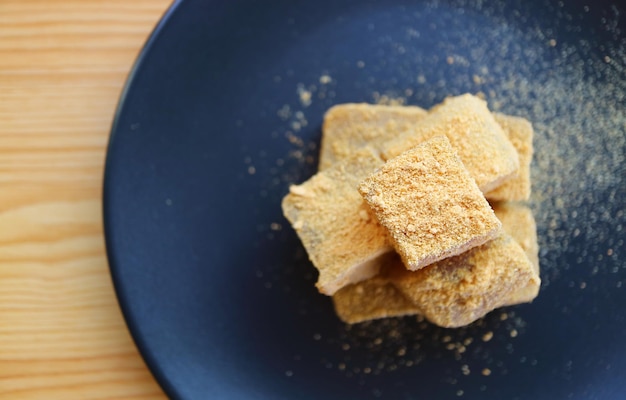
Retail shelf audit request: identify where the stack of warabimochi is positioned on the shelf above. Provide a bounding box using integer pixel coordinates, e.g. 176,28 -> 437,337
281,94 -> 540,328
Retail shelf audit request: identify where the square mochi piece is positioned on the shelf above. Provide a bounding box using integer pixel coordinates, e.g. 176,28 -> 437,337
332,273 -> 421,324
390,233 -> 538,328
281,148 -> 391,295
485,114 -> 534,201
318,103 -> 428,170
493,202 -> 541,305
382,94 -> 520,193
359,136 -> 501,271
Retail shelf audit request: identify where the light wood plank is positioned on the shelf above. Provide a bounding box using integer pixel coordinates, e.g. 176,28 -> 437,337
0,0 -> 172,398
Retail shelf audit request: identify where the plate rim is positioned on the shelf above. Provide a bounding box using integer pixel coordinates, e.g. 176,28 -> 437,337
103,0 -> 184,398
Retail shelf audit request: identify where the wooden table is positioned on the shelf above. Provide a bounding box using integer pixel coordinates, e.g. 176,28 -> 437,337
0,1 -> 172,398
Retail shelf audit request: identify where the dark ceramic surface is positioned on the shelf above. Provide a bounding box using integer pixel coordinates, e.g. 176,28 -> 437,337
104,0 -> 626,398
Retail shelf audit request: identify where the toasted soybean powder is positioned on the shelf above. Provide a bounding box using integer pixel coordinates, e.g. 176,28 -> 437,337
253,0 -> 625,396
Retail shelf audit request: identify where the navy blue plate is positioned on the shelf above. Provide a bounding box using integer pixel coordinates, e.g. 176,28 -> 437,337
104,0 -> 626,399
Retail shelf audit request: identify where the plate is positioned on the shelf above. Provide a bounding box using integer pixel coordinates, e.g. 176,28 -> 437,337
104,0 -> 626,398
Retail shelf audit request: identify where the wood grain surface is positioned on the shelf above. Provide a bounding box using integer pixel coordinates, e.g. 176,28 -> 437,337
0,1 -> 172,398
